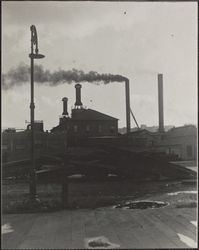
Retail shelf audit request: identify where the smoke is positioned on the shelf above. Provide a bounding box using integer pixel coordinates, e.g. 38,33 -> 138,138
2,63 -> 128,90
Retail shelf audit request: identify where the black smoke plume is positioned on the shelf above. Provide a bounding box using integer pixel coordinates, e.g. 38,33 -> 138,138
2,63 -> 128,90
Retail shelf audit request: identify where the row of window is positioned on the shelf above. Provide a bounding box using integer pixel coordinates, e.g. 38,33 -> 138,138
73,125 -> 115,133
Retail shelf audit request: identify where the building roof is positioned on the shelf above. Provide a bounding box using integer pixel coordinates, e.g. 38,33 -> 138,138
129,129 -> 157,136
71,108 -> 118,121
166,125 -> 196,137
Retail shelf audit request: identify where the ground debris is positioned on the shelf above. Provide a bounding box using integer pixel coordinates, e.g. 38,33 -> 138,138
114,200 -> 168,209
85,236 -> 120,249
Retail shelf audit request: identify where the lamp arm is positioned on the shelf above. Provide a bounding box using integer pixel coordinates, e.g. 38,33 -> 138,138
30,25 -> 39,54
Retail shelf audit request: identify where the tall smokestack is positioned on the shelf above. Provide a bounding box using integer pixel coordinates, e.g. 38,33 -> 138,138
75,83 -> 83,108
125,79 -> 131,134
158,74 -> 164,133
62,97 -> 68,116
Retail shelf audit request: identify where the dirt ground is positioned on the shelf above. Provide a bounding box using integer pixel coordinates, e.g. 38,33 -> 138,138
2,176 -> 197,212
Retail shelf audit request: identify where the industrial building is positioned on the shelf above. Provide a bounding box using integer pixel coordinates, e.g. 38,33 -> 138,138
155,125 -> 197,160
2,74 -> 197,162
126,74 -> 197,160
51,83 -> 119,137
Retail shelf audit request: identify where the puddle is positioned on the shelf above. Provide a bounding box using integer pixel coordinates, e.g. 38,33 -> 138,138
167,191 -> 197,196
177,233 -> 197,248
85,236 -> 120,249
113,200 -> 168,209
191,221 -> 197,227
2,223 -> 14,234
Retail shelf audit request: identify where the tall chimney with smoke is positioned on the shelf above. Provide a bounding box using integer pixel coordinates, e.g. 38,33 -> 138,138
75,83 -> 83,108
125,79 -> 131,134
158,74 -> 164,133
62,97 -> 68,116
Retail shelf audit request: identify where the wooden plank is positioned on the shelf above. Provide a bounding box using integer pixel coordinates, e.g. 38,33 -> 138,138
148,209 -> 195,247
94,208 -> 123,248
70,209 -> 87,249
18,214 -> 63,249
174,208 -> 197,221
102,208 -> 141,248
163,209 -> 196,234
2,214 -> 37,249
156,209 -> 196,241
112,208 -> 157,248
130,209 -> 178,248
3,159 -> 30,167
53,210 -> 72,249
144,209 -> 188,248
126,209 -> 176,248
84,209 -> 102,239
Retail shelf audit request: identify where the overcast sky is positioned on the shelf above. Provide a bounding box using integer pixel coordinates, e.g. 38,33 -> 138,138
2,1 -> 197,131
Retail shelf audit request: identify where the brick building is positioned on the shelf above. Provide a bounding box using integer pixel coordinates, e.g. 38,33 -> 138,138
51,108 -> 118,137
51,84 -> 118,137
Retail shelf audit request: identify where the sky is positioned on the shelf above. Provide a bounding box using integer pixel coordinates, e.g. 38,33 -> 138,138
2,1 -> 197,131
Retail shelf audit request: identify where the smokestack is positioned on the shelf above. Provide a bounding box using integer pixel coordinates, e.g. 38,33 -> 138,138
62,97 -> 68,116
125,79 -> 131,134
75,83 -> 83,108
158,74 -> 164,133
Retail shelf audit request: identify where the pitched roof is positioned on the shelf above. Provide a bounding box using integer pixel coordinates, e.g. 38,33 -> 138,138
71,108 -> 118,121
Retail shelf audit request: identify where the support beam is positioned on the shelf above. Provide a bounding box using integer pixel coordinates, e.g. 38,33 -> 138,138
125,79 -> 131,134
130,107 -> 139,129
158,74 -> 164,133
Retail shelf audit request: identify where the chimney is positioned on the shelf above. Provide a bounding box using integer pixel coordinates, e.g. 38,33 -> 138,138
158,74 -> 164,133
125,79 -> 131,134
62,97 -> 68,116
75,83 -> 83,108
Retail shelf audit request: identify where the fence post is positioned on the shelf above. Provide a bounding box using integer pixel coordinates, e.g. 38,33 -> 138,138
61,155 -> 69,208
62,174 -> 68,208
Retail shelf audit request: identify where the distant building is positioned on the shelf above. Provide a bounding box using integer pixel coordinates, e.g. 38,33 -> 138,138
51,84 -> 118,137
118,125 -> 174,134
3,128 -> 16,133
128,129 -> 158,149
26,120 -> 44,132
156,125 -> 197,160
128,125 -> 197,160
139,124 -> 174,133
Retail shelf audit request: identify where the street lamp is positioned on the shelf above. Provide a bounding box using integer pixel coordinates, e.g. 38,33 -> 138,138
29,25 -> 45,202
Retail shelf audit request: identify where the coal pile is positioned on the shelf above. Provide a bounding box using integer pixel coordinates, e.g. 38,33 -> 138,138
65,146 -> 196,181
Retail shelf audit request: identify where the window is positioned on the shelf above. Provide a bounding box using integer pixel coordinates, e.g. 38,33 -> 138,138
186,145 -> 192,158
110,126 -> 115,133
98,125 -> 102,133
86,125 -> 90,132
74,125 -> 78,132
